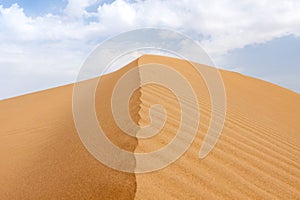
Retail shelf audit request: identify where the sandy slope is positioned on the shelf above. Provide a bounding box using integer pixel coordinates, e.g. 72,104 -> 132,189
0,55 -> 299,199
135,55 -> 300,199
0,60 -> 139,199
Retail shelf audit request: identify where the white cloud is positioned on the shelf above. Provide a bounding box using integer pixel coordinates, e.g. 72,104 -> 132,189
2,1 -> 300,52
1,0 -> 300,98
93,0 -> 300,55
0,0 -> 300,50
65,0 -> 99,18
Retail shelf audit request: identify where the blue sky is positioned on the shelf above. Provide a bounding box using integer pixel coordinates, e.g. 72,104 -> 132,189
222,35 -> 300,92
0,0 -> 299,99
0,0 -> 67,16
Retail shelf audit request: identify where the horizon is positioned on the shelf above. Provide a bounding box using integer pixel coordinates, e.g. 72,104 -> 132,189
1,53 -> 299,101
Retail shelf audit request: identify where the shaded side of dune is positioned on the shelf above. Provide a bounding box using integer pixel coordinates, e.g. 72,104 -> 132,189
0,60 -> 141,199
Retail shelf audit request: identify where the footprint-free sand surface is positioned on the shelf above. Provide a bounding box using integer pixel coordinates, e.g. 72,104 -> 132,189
0,55 -> 299,199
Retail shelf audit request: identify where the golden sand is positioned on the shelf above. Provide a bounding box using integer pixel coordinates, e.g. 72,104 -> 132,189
0,55 -> 299,199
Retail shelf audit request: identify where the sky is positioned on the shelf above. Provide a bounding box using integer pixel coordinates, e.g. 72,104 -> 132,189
0,0 -> 299,99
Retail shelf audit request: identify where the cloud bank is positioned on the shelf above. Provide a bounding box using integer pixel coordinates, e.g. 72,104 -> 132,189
0,0 -> 300,98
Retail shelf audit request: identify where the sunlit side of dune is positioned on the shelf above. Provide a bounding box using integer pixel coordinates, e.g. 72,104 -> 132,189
135,55 -> 300,199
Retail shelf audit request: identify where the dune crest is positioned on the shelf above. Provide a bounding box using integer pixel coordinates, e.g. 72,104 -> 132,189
0,55 -> 299,199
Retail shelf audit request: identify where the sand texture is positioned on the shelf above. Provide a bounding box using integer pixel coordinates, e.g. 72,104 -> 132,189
0,55 -> 299,199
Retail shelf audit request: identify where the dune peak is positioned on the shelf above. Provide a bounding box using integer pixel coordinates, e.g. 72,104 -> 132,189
1,55 -> 300,199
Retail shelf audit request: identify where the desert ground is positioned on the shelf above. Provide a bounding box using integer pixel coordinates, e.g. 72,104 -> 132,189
1,55 -> 299,199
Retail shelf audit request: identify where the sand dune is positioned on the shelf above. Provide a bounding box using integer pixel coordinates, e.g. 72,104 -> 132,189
0,55 -> 299,199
